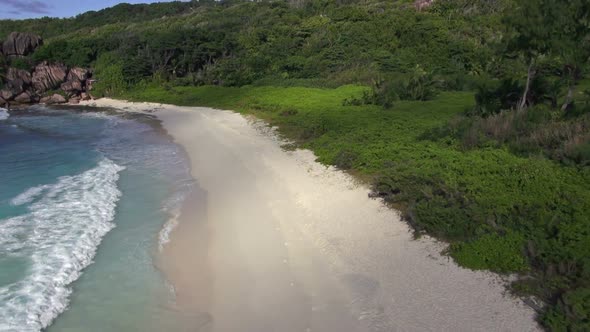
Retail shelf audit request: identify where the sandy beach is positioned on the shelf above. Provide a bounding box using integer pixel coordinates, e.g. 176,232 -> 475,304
82,98 -> 540,332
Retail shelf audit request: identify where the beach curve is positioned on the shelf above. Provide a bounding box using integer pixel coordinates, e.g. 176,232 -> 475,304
82,98 -> 540,332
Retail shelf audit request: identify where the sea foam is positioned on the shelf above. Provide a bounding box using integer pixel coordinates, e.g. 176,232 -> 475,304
10,185 -> 49,206
0,108 -> 9,120
0,158 -> 124,332
158,179 -> 195,252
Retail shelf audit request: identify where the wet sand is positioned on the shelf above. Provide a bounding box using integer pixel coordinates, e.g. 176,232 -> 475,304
83,98 -> 540,332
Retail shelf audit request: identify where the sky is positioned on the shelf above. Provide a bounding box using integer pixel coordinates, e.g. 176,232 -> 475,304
0,0 -> 181,20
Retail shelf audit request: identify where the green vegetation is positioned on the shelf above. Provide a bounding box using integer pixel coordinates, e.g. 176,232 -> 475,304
451,232 -> 528,272
1,0 -> 504,88
1,0 -> 589,330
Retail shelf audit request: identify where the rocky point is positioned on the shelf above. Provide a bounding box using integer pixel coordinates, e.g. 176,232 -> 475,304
0,32 -> 93,107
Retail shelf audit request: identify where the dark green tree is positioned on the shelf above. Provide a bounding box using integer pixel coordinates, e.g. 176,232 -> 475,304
549,0 -> 590,111
504,0 -> 552,111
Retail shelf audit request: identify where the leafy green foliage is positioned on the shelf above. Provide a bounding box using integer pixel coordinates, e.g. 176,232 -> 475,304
344,66 -> 441,108
0,1 -> 200,39
394,66 -> 441,101
32,39 -> 94,67
543,288 -> 590,331
451,232 -> 528,272
91,53 -> 126,97
8,57 -> 32,71
1,0 -> 503,89
471,79 -> 521,116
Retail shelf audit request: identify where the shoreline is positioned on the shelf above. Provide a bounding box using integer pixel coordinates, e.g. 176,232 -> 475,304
82,98 -> 540,331
0,106 -> 196,332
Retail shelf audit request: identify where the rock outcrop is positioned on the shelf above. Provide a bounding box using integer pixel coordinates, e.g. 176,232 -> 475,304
1,68 -> 32,101
61,67 -> 91,96
7,67 -> 32,85
2,78 -> 27,100
1,63 -> 93,105
0,89 -> 12,101
67,67 -> 90,82
1,32 -> 42,57
40,94 -> 67,105
14,91 -> 35,103
0,32 -> 92,106
32,62 -> 68,93
60,79 -> 84,94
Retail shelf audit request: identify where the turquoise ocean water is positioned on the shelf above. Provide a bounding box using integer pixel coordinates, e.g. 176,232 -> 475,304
0,106 -> 197,331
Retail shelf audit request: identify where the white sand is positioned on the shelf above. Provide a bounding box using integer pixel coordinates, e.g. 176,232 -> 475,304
83,98 -> 540,331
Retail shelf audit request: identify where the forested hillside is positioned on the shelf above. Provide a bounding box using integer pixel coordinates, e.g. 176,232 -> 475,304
1,0 -> 505,88
1,0 -> 589,330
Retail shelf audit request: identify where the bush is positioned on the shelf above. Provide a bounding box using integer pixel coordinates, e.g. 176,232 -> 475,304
332,148 -> 359,170
344,67 -> 441,109
9,57 -> 33,71
441,73 -> 487,91
451,232 -> 528,273
395,65 -> 441,101
445,104 -> 590,165
563,137 -> 590,166
368,78 -> 400,108
213,57 -> 259,87
470,78 -> 521,117
470,76 -> 568,117
564,89 -> 590,118
92,53 -> 126,97
543,288 -> 590,331
32,39 -> 94,67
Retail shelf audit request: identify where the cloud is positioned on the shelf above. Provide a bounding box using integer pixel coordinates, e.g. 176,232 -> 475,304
0,0 -> 52,14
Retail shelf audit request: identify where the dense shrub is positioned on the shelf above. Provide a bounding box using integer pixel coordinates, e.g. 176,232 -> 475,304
344,67 -> 441,108
91,53 -> 126,97
332,148 -> 359,170
394,66 -> 441,101
9,57 -> 33,71
470,79 -> 521,117
32,39 -> 95,67
451,105 -> 590,165
451,232 -> 528,272
543,288 -> 590,331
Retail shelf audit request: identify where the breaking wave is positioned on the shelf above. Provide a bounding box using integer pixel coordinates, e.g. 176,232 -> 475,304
0,158 -> 124,331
